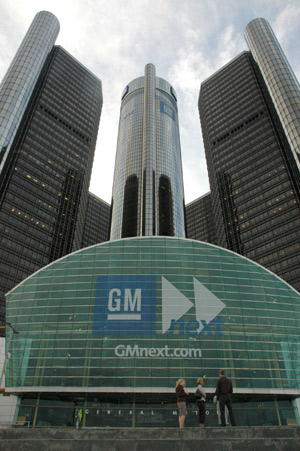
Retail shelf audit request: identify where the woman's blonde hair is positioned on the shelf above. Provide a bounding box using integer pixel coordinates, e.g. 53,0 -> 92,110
175,378 -> 185,388
197,377 -> 204,385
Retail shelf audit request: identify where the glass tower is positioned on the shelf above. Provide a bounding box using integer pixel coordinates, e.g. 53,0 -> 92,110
110,64 -> 185,240
245,18 -> 300,173
198,21 -> 300,293
0,11 -> 60,175
0,15 -> 103,325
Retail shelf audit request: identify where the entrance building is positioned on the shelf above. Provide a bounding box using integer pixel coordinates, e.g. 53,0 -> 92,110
5,237 -> 300,427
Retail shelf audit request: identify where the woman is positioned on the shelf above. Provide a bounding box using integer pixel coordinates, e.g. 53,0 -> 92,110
175,378 -> 189,428
195,377 -> 206,428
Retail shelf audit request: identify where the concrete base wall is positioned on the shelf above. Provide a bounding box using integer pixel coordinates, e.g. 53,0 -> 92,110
0,426 -> 299,450
0,394 -> 18,426
0,338 -> 18,426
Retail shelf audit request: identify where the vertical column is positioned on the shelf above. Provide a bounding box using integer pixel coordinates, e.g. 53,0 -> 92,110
292,398 -> 300,425
245,18 -> 300,172
141,63 -> 156,236
0,11 -> 60,174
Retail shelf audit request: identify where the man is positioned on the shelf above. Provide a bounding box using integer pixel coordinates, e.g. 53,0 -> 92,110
215,369 -> 236,427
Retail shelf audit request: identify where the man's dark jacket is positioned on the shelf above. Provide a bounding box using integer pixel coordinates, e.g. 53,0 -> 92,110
216,376 -> 233,400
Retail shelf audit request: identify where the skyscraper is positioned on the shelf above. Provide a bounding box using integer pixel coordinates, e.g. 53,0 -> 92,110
3,15 -> 300,429
0,11 -> 60,175
185,193 -> 216,243
198,20 -> 300,292
245,18 -> 300,174
81,193 -> 110,248
0,13 -> 103,324
110,63 -> 185,240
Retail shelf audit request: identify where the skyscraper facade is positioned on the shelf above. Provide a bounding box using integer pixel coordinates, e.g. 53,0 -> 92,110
0,14 -> 103,324
245,19 -> 300,174
0,11 -> 60,175
81,193 -> 110,248
110,64 -> 185,240
198,21 -> 300,293
185,193 -> 216,243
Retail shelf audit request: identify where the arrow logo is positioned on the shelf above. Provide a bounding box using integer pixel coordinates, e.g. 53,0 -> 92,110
161,277 -> 225,334
161,277 -> 193,333
193,277 -> 225,333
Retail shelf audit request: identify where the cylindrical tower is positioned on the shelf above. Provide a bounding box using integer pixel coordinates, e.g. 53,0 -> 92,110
0,11 -> 60,174
110,64 -> 186,240
245,18 -> 300,172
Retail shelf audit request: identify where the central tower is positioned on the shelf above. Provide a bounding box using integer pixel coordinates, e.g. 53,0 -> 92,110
110,63 -> 185,239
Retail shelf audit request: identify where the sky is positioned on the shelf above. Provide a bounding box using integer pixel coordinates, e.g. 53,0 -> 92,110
0,0 -> 300,204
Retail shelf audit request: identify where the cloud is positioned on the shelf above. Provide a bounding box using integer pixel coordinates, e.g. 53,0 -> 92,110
272,3 -> 300,79
216,25 -> 245,68
273,2 -> 300,43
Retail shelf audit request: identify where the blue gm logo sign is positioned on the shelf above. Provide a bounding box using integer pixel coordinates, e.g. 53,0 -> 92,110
93,275 -> 156,334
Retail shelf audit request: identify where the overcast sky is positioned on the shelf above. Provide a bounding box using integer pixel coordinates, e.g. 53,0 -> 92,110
0,0 -> 300,204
